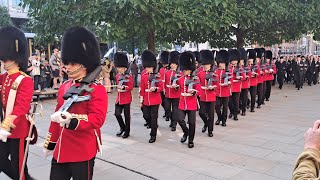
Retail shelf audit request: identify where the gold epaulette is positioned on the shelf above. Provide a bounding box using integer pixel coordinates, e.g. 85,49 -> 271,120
43,133 -> 52,149
19,71 -> 30,77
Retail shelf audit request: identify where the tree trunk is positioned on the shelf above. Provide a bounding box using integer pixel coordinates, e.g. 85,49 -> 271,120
147,28 -> 156,53
236,33 -> 245,49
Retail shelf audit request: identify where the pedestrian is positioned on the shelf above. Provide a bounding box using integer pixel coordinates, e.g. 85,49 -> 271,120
39,62 -> 47,91
276,56 -> 286,89
114,52 -> 133,138
102,59 -> 112,93
43,26 -> 108,180
130,59 -> 139,87
0,26 -> 35,180
31,53 -> 41,92
49,47 -> 62,89
139,50 -> 162,143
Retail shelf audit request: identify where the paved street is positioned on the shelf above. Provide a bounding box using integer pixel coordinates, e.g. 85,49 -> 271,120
1,83 -> 319,180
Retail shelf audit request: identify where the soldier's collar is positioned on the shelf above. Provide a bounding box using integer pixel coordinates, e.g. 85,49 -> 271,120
7,68 -> 20,75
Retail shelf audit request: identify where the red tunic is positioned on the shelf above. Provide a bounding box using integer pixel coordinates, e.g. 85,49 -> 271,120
164,70 -> 181,99
197,70 -> 216,102
249,64 -> 258,87
241,66 -> 250,89
177,75 -> 200,111
215,69 -> 231,97
0,71 -> 33,138
139,73 -> 163,106
115,74 -> 133,105
257,63 -> 263,84
48,80 -> 108,163
229,66 -> 242,93
265,64 -> 277,81
159,67 -> 168,92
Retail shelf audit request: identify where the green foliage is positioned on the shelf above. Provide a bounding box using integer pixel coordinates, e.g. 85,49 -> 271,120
0,6 -> 12,28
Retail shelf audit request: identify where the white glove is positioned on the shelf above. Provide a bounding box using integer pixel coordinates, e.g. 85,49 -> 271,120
43,149 -> 54,158
51,111 -> 72,127
0,128 -> 11,142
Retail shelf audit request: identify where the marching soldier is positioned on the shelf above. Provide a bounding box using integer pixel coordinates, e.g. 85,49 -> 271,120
215,50 -> 231,127
247,49 -> 258,112
140,50 -> 163,143
164,51 -> 181,131
176,51 -> 199,148
0,26 -> 35,180
239,48 -> 250,116
272,57 -> 278,86
276,56 -> 286,89
44,26 -> 108,180
255,48 -> 263,109
313,56 -> 320,85
158,51 -> 169,120
114,52 -> 133,138
264,50 -> 276,101
198,50 -> 216,137
228,49 -> 242,121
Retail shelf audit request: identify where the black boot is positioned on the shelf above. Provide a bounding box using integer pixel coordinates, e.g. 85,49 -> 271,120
215,119 -> 221,125
250,109 -> 255,112
241,112 -> 246,116
266,98 -> 269,101
165,117 -> 170,121
116,129 -> 124,137
208,132 -> 213,137
221,122 -> 227,127
149,136 -> 156,143
171,126 -> 176,131
188,141 -> 194,148
228,113 -> 233,119
122,133 -> 129,138
233,115 -> 238,121
181,133 -> 188,143
202,125 -> 207,133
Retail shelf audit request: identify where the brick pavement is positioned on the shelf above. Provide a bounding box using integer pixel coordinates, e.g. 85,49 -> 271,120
1,83 -> 319,180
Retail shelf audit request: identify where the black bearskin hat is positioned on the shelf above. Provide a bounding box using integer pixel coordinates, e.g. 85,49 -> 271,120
200,50 -> 214,65
179,51 -> 196,71
168,51 -> 180,65
247,49 -> 256,60
238,48 -> 247,62
0,26 -> 28,72
228,49 -> 240,62
114,52 -> 128,68
193,51 -> 200,63
265,50 -> 272,60
141,50 -> 157,68
61,26 -> 100,74
216,50 -> 229,65
159,51 -> 169,64
254,48 -> 262,59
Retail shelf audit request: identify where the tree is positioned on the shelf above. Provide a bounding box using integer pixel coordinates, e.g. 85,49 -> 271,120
0,6 -> 12,28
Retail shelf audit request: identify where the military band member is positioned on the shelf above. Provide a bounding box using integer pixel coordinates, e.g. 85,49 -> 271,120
198,50 -> 216,137
247,49 -> 258,112
0,26 -> 35,180
164,51 -> 181,131
114,52 -> 133,138
140,50 -> 163,143
255,48 -> 264,109
176,51 -> 199,148
158,51 -> 169,120
239,48 -> 250,116
228,49 -> 242,121
276,56 -> 286,89
313,57 -> 320,85
272,57 -> 278,86
264,51 -> 276,101
44,26 -> 108,180
215,50 -> 231,127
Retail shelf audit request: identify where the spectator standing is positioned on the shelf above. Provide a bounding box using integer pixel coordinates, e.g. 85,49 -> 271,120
49,47 -> 62,89
31,53 -> 41,92
130,59 -> 139,87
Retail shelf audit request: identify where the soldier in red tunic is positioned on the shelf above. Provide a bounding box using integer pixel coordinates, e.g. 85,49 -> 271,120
255,48 -> 264,109
264,50 -> 276,101
0,26 -> 35,180
158,51 -> 169,120
197,50 -> 216,137
239,48 -> 250,116
228,49 -> 242,121
176,52 -> 199,148
139,50 -> 163,143
113,52 -> 133,138
215,50 -> 231,127
44,27 -> 108,180
247,49 -> 258,112
164,51 -> 181,131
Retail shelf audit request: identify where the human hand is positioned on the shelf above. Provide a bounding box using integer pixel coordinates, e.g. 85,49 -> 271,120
0,128 -> 11,142
304,127 -> 320,151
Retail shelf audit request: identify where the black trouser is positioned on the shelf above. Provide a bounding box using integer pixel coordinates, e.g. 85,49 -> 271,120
262,81 -> 266,104
313,72 -> 319,85
265,80 -> 272,100
228,92 -> 240,116
307,73 -> 313,85
199,101 -> 215,133
277,74 -> 284,89
249,86 -> 257,110
46,76 -> 52,88
257,83 -> 263,106
177,109 -> 196,142
50,157 -> 95,180
215,97 -> 229,123
165,98 -> 179,128
0,138 -> 30,180
114,103 -> 131,135
142,105 -> 159,137
160,92 -> 167,114
133,74 -> 138,87
240,88 -> 249,113
272,74 -> 276,85
33,75 -> 40,90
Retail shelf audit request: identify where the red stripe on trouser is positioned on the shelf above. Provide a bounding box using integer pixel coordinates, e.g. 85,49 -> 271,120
19,138 -> 25,180
87,160 -> 90,180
